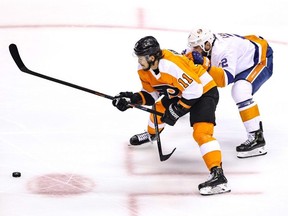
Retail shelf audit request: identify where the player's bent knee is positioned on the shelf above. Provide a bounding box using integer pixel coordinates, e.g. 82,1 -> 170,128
193,122 -> 215,144
231,80 -> 252,103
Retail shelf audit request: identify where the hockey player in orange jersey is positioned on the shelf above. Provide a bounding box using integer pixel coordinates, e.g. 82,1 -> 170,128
183,29 -> 273,158
112,36 -> 230,195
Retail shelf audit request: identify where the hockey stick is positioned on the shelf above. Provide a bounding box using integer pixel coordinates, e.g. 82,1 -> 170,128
152,104 -> 176,161
8,43 -> 163,117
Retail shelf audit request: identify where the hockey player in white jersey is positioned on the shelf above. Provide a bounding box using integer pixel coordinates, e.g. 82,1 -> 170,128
183,29 -> 273,158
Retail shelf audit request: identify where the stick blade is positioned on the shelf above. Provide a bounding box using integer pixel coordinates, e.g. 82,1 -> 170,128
9,44 -> 27,71
160,147 -> 176,161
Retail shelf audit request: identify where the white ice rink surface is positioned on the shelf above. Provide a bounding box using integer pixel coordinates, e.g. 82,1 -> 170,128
1,1 -> 288,215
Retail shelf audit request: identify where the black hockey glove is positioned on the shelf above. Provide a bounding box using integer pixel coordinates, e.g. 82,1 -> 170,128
112,92 -> 142,112
112,97 -> 131,111
161,102 -> 190,126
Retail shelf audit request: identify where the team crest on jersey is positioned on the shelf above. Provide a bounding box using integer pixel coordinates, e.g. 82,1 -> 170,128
153,84 -> 180,98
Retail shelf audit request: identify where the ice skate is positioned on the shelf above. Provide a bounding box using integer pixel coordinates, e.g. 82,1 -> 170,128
236,123 -> 267,158
129,131 -> 156,146
198,166 -> 231,196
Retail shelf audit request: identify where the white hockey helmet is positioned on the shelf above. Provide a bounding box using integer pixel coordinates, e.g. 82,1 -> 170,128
187,28 -> 215,52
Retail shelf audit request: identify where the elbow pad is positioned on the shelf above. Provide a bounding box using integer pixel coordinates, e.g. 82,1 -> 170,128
138,91 -> 155,105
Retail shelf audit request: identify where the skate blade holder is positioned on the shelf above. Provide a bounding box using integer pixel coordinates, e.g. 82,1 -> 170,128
237,146 -> 267,158
199,183 -> 231,196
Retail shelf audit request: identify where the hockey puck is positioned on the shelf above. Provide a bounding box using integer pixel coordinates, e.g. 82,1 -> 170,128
12,172 -> 21,178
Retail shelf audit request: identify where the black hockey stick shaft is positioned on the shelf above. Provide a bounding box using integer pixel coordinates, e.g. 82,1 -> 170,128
9,44 -> 163,117
152,104 -> 176,161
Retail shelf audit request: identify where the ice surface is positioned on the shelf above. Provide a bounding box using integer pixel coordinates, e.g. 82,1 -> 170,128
1,0 -> 288,215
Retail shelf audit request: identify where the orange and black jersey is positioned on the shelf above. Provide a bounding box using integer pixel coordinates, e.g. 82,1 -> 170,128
137,49 -> 217,107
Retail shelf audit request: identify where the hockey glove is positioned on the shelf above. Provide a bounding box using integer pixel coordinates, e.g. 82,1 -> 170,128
115,92 -> 142,103
161,102 -> 190,126
192,51 -> 210,71
112,97 -> 131,111
112,92 -> 142,112
192,51 -> 204,64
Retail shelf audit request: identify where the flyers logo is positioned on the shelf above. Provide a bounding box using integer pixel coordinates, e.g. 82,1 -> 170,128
154,85 -> 180,98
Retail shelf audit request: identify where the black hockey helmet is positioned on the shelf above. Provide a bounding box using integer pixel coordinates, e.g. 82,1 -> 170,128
134,36 -> 161,58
